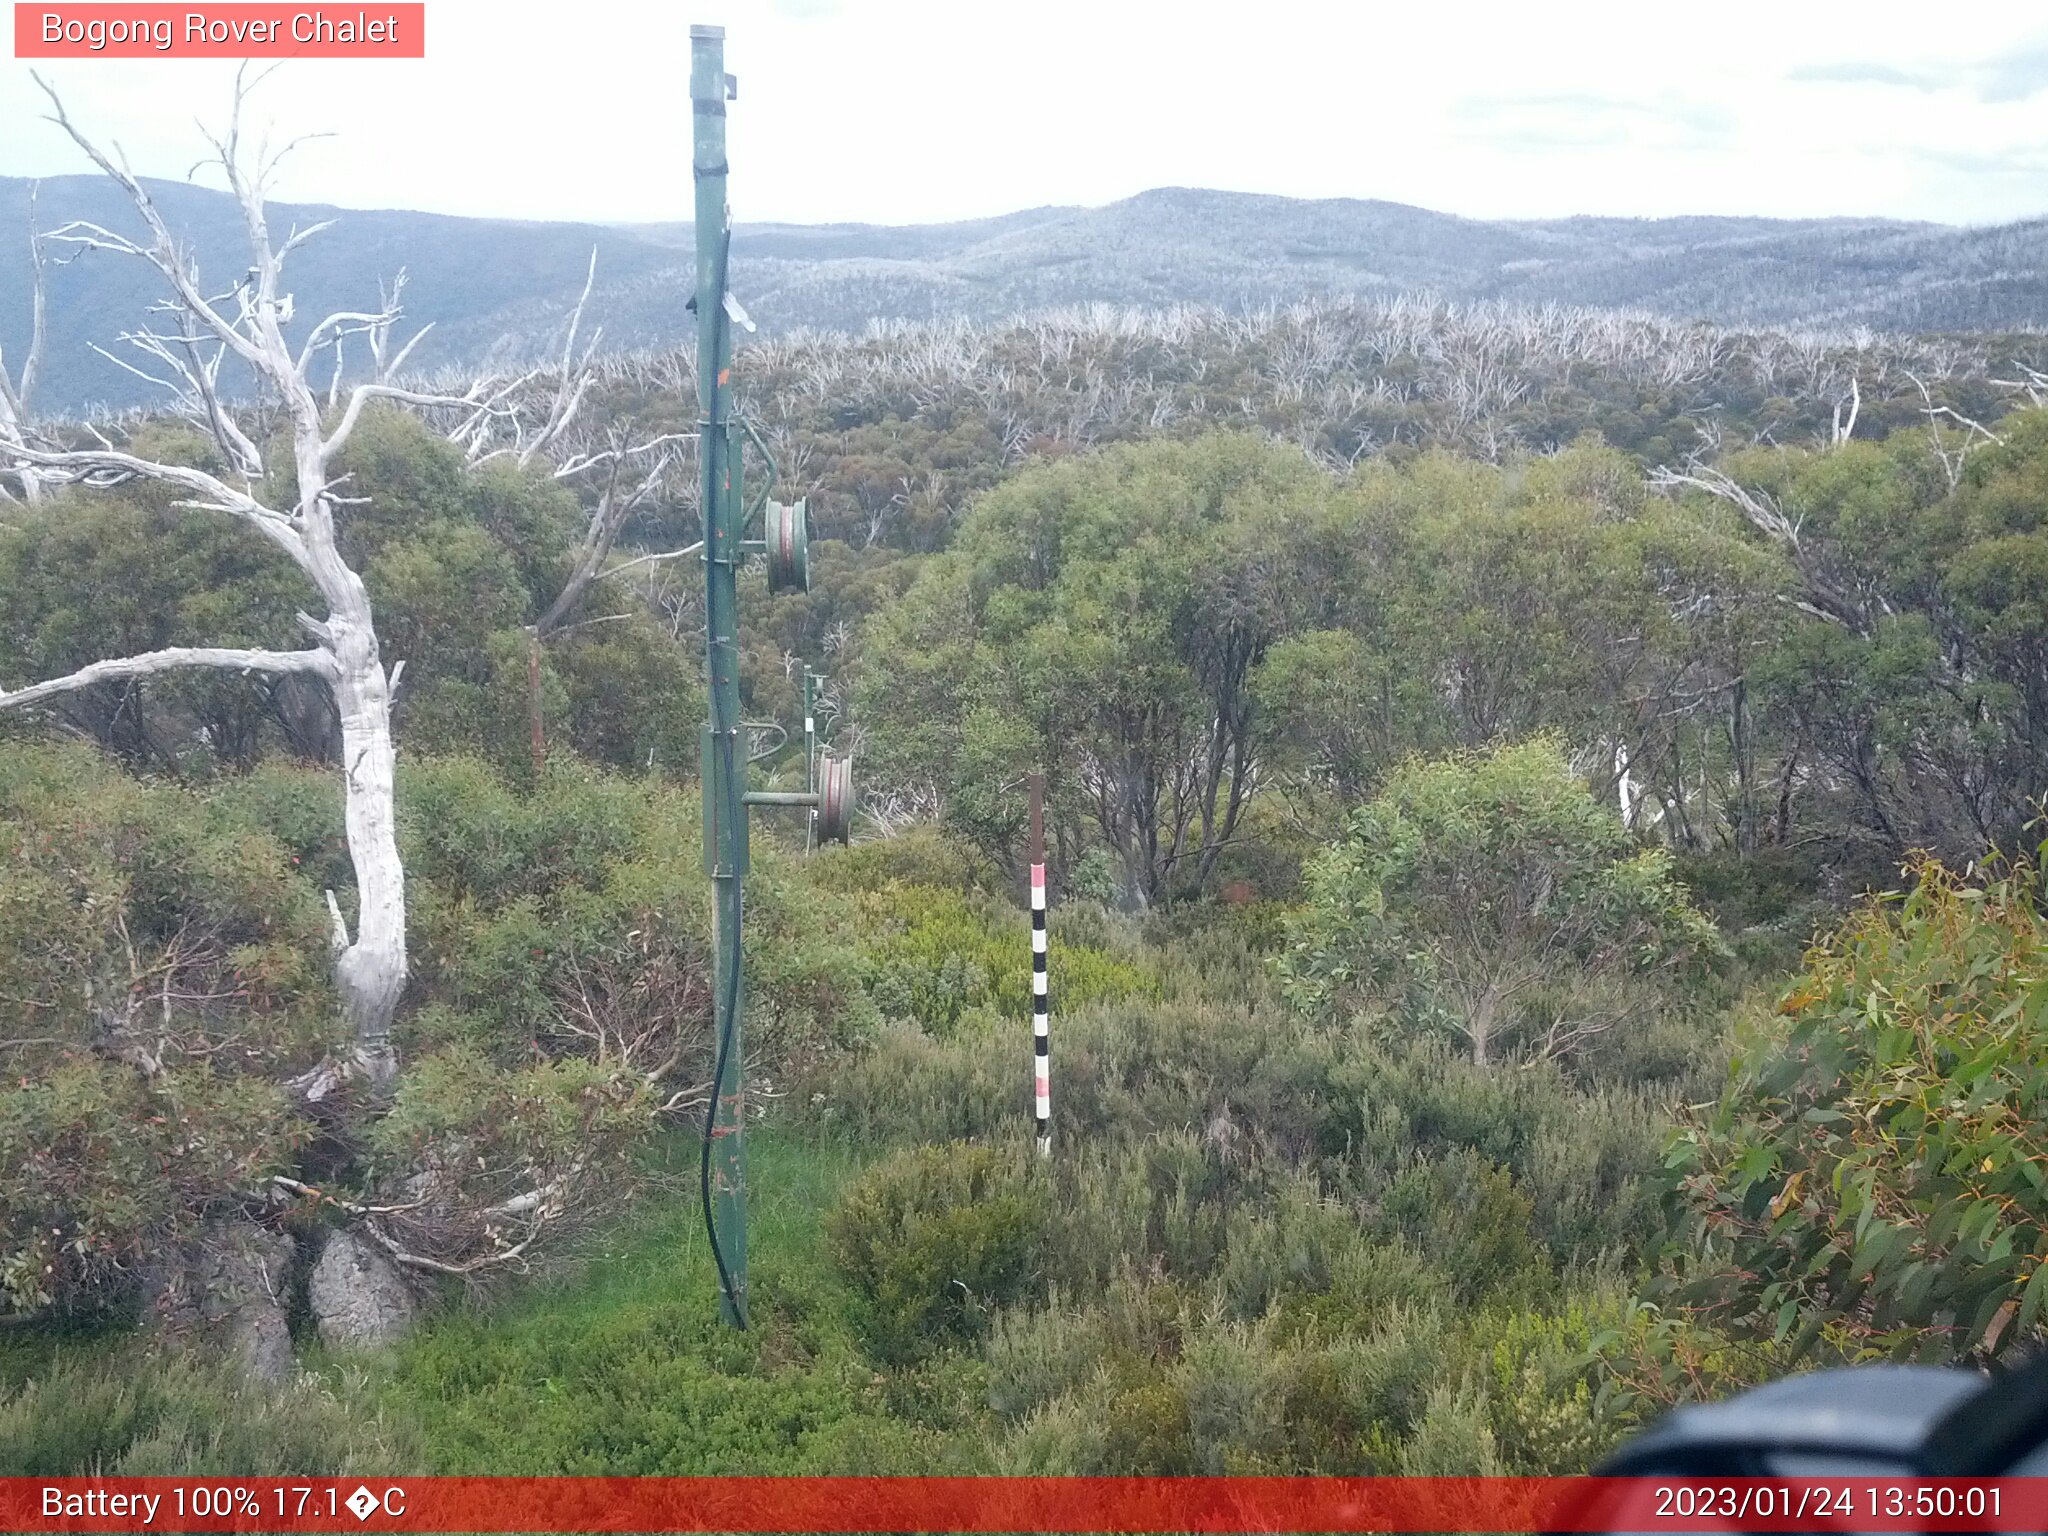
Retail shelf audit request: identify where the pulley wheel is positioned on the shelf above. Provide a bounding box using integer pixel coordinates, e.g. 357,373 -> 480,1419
765,498 -> 811,595
815,754 -> 853,846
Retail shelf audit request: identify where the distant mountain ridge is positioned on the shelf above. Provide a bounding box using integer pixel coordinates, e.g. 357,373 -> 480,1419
3,177 -> 2043,414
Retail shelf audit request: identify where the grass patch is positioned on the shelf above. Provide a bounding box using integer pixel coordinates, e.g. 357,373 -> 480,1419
0,1335 -> 415,1476
378,1127 -> 989,1473
2,1127 -> 992,1475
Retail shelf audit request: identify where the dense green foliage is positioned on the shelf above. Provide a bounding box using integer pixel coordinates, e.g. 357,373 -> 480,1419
1685,419 -> 2048,859
853,418 -> 2048,916
0,740 -> 881,1306
0,1346 -> 416,1476
848,883 -> 1158,1036
829,1144 -> 1048,1364
0,410 -> 700,781
0,743 -> 330,1311
1281,739 -> 1723,1068
1660,856 -> 2048,1365
859,434 -> 1320,903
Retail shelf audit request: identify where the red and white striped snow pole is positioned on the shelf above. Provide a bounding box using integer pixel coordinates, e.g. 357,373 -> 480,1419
1029,772 -> 1050,1157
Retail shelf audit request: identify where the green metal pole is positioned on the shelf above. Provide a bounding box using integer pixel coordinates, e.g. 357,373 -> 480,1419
692,22 -> 748,1329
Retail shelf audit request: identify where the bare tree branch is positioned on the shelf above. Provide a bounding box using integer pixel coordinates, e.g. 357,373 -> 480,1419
532,435 -> 682,639
323,380 -> 501,464
0,440 -> 304,554
516,248 -> 602,468
0,646 -> 334,711
1830,372 -> 1859,447
33,73 -> 270,375
592,540 -> 704,584
1905,369 -> 2002,492
1650,457 -> 1880,633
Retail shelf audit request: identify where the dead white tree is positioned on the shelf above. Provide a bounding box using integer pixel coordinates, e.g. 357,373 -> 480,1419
1649,457 -> 1885,636
0,182 -> 48,507
1905,369 -> 2002,492
1991,363 -> 2048,409
0,74 -> 510,1095
520,423 -> 693,771
531,423 -> 695,642
1830,373 -> 1860,447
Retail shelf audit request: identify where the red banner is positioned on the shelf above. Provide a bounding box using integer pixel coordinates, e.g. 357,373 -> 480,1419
4,1476 -> 2045,1532
13,5 -> 425,58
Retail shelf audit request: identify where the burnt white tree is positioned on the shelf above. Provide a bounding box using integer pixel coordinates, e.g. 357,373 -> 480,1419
0,183 -> 48,507
0,77 -> 512,1093
453,252 -> 699,769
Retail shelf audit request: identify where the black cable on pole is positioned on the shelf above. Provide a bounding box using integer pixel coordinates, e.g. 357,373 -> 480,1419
699,865 -> 745,1328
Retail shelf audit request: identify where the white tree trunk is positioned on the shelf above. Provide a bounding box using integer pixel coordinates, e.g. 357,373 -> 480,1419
329,601 -> 406,1087
0,182 -> 47,507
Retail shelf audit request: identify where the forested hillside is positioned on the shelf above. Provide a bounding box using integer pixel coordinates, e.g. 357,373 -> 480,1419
6,172 -> 2046,413
9,137 -> 2048,1480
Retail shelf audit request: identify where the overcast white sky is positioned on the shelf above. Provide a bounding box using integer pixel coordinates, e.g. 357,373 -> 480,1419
2,0 -> 2046,228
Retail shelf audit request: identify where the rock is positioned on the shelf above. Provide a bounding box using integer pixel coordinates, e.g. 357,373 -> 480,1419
309,1227 -> 415,1349
139,1218 -> 297,1383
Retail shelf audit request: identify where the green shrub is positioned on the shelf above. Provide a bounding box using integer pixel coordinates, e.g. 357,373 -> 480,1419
827,1143 -> 1049,1364
1672,845 -> 1835,973
1,1063 -> 306,1314
855,883 -> 1159,1036
1181,1322 -> 1291,1472
1659,855 -> 2048,1364
1216,1180 -> 1370,1320
0,742 -> 332,1316
1066,850 -> 1119,905
549,616 -> 702,778
1399,1382 -> 1502,1474
981,1281 -> 1601,1476
819,986 -> 1670,1292
205,758 -> 352,893
0,1350 -> 417,1475
810,828 -> 992,894
1381,1148 -> 1546,1306
1320,1038 -> 1667,1266
401,753 -> 878,1084
1312,1307 -> 1455,1452
817,1022 -> 1019,1147
1471,1300 -> 1634,1473
997,1364 -> 1196,1476
986,1287 -> 1124,1426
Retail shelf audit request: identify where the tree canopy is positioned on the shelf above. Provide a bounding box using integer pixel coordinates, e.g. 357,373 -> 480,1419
1281,737 -> 1723,1066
